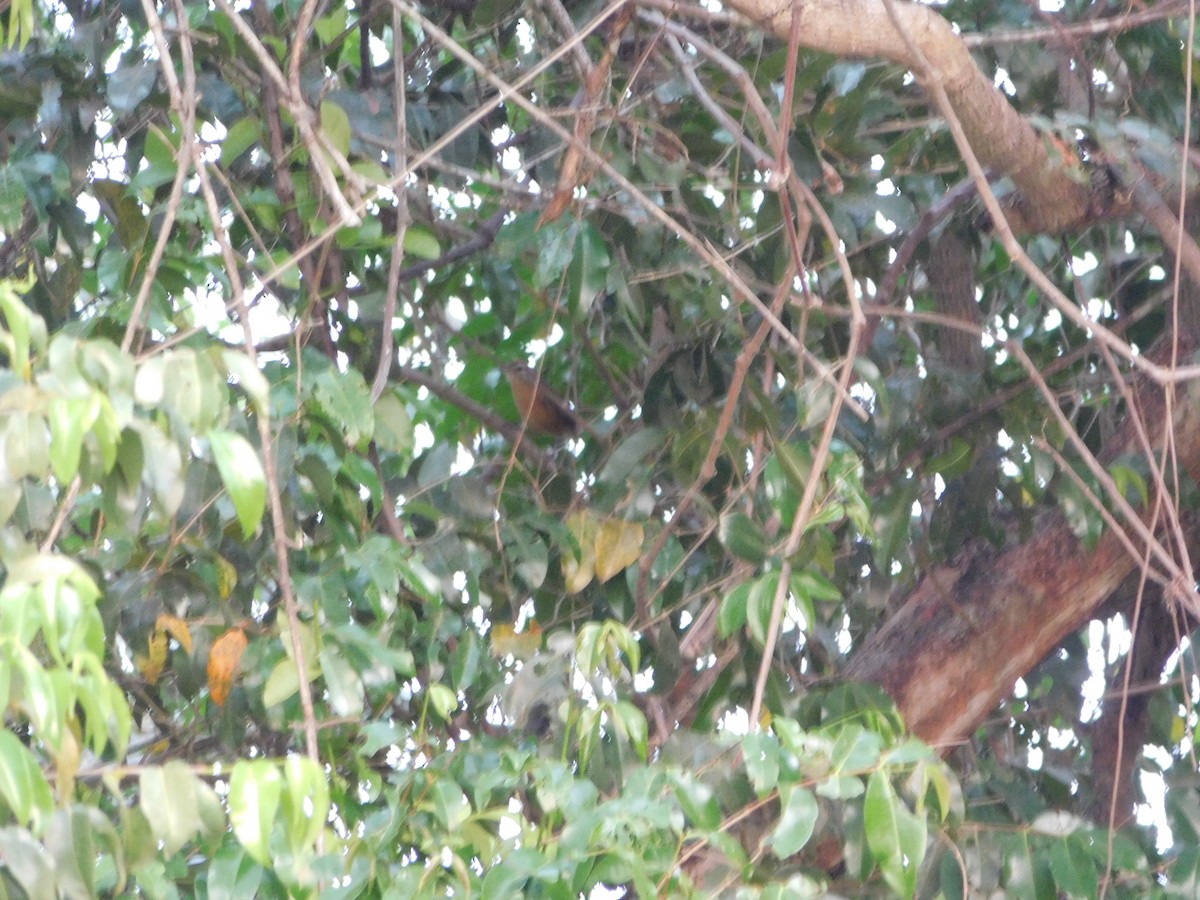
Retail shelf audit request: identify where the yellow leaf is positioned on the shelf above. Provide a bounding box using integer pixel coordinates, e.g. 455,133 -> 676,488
562,510 -> 599,593
1171,715 -> 1186,745
490,621 -> 542,659
156,613 -> 193,654
208,628 -> 249,707
594,519 -> 644,583
138,627 -> 170,685
55,723 -> 81,801
215,554 -> 237,601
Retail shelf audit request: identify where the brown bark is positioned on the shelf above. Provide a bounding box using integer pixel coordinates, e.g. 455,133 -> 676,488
926,230 -> 984,373
726,0 -> 1095,231
844,339 -> 1200,748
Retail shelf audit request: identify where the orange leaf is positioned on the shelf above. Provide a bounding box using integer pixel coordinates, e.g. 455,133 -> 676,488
208,628 -> 248,707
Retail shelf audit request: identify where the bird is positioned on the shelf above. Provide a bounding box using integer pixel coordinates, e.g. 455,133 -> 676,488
503,363 -> 580,438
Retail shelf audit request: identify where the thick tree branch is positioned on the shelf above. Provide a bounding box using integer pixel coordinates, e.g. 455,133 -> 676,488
727,0 -> 1093,231
845,338 -> 1200,748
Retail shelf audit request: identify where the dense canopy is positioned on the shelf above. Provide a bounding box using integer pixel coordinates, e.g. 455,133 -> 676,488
1,0 -> 1199,895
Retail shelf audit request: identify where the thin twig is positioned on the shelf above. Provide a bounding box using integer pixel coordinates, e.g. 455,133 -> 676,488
539,0 -> 595,76
180,99 -> 323,798
212,0 -> 362,227
124,0 -> 196,354
372,7 -> 411,402
253,0 -> 618,292
961,1 -> 1190,48
40,476 -> 81,552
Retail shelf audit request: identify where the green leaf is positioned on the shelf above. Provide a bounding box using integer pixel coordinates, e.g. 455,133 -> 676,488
771,784 -> 819,857
140,761 -> 202,857
0,825 -> 56,900
718,580 -> 752,638
206,842 -> 265,900
719,512 -> 770,564
138,349 -> 225,435
597,428 -> 665,486
1049,834 -> 1099,899
427,780 -> 470,831
262,659 -> 302,708
207,429 -> 267,538
0,278 -> 45,378
281,756 -> 329,855
743,732 -> 781,796
747,573 -> 781,647
228,760 -> 282,867
373,390 -> 413,453
864,770 -> 926,898
612,700 -> 648,762
313,7 -> 347,44
0,730 -> 53,828
403,227 -> 442,260
48,393 -> 100,482
309,366 -> 373,448
45,805 -> 124,900
426,682 -> 458,721
319,101 -> 351,157
319,645 -> 364,718
829,724 -> 884,775
4,410 -> 49,480
774,440 -> 813,493
670,772 -> 720,831
128,421 -> 184,517
220,350 -> 270,415
220,118 -> 261,167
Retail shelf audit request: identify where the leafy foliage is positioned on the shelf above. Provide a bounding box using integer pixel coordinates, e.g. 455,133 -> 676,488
0,0 -> 1198,896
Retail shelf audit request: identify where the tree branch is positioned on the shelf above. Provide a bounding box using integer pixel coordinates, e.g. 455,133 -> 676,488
845,336 -> 1200,748
726,0 -> 1093,232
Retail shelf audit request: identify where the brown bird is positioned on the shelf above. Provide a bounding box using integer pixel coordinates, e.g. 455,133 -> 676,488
503,363 -> 579,438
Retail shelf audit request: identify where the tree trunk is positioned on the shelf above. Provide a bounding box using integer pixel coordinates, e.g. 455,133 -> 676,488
846,338 -> 1200,748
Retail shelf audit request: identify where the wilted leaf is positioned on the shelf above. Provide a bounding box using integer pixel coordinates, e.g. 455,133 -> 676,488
157,613 -> 193,654
137,627 -> 169,685
208,628 -> 248,707
594,518 -> 644,583
562,510 -> 599,593
491,621 -> 542,659
215,555 -> 237,601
